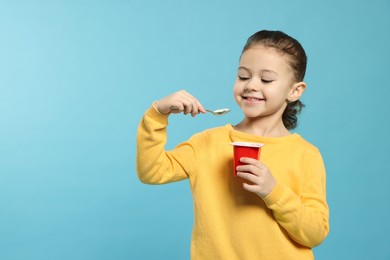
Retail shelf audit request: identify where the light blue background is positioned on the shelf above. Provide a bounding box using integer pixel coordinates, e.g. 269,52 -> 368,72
1,0 -> 389,259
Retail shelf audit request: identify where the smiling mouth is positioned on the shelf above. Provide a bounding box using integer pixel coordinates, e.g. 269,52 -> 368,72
242,96 -> 265,102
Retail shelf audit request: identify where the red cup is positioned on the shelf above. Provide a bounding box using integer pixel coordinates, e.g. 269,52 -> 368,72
231,142 -> 264,176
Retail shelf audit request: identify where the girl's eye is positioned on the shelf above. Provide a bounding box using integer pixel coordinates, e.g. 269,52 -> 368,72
261,79 -> 273,84
238,76 -> 250,81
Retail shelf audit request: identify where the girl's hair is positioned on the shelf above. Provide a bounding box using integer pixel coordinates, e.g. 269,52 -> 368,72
242,30 -> 307,130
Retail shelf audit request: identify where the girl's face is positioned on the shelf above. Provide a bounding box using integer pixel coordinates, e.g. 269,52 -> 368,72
233,45 -> 297,120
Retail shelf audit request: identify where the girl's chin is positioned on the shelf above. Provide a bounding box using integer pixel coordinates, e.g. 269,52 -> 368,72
242,110 -> 263,118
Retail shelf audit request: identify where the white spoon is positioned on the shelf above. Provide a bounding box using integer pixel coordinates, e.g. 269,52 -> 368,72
170,106 -> 230,116
205,108 -> 230,116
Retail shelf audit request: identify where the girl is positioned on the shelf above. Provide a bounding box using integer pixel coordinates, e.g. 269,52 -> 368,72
136,30 -> 329,259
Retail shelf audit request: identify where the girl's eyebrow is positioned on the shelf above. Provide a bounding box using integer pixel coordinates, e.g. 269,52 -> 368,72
238,66 -> 278,75
237,66 -> 251,72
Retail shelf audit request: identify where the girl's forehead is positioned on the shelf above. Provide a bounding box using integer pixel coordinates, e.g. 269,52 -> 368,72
240,46 -> 291,71
242,45 -> 285,59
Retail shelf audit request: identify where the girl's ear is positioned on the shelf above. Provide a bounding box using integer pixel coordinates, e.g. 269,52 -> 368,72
288,82 -> 306,102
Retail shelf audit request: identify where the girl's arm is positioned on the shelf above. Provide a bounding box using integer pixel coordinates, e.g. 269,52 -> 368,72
136,90 -> 205,184
237,152 -> 329,247
262,152 -> 329,247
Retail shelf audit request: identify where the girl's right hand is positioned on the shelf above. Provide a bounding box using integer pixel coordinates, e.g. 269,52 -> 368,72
156,90 -> 206,117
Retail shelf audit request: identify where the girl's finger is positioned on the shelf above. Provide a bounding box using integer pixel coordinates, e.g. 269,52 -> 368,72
183,104 -> 192,115
184,99 -> 203,116
195,100 -> 206,114
236,171 -> 258,183
240,157 -> 261,165
236,164 -> 261,176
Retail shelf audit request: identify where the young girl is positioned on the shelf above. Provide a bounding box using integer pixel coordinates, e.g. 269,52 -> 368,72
136,30 -> 329,259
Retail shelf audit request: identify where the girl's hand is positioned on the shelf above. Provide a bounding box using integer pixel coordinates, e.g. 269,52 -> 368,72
236,157 -> 276,198
156,90 -> 206,117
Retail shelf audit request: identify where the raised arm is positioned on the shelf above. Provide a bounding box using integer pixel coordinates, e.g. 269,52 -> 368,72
136,90 -> 205,184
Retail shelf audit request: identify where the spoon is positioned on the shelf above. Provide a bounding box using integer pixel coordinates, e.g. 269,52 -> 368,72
205,108 -> 230,116
170,106 -> 230,116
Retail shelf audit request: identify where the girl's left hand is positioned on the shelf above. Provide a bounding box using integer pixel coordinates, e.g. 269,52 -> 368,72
236,157 -> 276,198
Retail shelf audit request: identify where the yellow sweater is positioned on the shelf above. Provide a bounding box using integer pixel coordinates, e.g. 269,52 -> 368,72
136,105 -> 329,260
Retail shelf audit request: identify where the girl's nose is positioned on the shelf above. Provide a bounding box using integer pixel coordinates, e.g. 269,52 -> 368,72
244,79 -> 261,92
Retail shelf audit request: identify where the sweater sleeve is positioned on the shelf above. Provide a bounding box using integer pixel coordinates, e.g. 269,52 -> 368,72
136,104 -> 194,184
262,150 -> 329,248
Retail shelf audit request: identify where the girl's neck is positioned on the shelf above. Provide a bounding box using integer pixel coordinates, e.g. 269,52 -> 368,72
234,117 -> 291,137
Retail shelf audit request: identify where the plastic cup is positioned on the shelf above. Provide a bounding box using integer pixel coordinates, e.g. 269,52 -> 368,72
231,142 -> 264,176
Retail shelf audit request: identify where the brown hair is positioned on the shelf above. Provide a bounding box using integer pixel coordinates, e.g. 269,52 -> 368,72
242,30 -> 307,129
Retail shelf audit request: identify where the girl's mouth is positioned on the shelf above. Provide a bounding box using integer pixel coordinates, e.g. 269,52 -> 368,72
242,96 -> 265,102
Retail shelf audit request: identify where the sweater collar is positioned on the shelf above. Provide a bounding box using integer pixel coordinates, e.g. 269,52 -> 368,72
226,124 -> 301,144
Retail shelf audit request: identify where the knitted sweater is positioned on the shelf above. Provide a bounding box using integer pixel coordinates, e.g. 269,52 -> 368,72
136,105 -> 329,260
